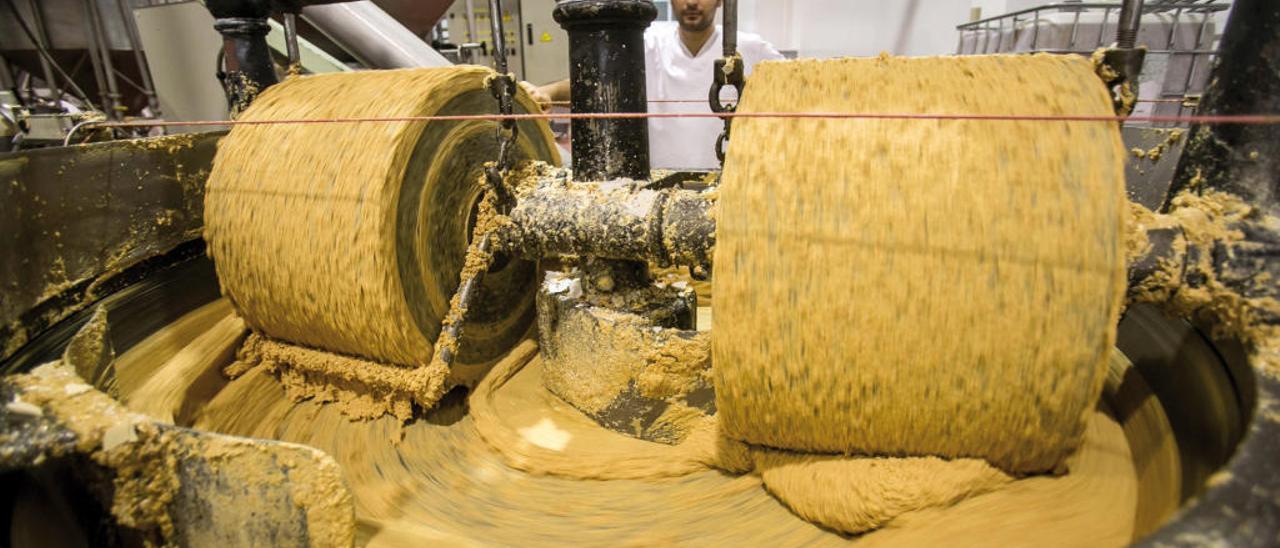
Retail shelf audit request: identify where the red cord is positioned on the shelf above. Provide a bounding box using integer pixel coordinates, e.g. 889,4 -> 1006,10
94,111 -> 1280,129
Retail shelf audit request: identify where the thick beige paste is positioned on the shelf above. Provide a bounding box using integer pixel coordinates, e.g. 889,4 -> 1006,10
105,299 -> 1148,545
470,341 -> 743,479
127,310 -> 246,423
858,409 -> 1137,546
714,54 -> 1128,474
1125,188 -> 1280,380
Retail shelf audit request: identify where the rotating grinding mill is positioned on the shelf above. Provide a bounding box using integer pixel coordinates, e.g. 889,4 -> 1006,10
204,67 -> 557,419
199,0 -> 725,431
2,0 -> 1279,545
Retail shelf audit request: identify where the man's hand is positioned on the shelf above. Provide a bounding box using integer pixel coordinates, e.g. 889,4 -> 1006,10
519,80 -> 570,110
519,81 -> 552,111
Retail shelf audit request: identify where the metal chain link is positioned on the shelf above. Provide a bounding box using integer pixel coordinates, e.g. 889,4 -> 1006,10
482,0 -> 519,211
486,72 -> 520,212
710,54 -> 745,164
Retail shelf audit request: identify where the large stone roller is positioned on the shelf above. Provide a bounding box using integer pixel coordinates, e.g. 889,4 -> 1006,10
712,54 -> 1127,474
495,54 -> 1127,475
204,67 -> 560,415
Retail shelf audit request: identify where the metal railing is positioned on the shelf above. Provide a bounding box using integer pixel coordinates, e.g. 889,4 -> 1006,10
956,1 -> 1231,125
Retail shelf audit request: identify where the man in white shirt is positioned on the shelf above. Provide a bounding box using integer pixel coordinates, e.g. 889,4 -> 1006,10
527,0 -> 784,169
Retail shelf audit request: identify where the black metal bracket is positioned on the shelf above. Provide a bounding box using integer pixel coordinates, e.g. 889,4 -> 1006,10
1096,0 -> 1146,116
1098,46 -> 1147,117
709,0 -> 742,164
710,55 -> 744,164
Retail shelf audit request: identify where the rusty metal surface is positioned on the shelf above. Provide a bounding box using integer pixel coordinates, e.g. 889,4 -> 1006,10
0,132 -> 221,363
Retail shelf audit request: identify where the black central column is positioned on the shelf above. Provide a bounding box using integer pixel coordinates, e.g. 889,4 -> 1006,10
206,0 -> 278,114
553,0 -> 657,181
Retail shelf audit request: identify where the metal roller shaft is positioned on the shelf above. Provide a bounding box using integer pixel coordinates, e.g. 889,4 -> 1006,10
503,177 -> 1215,299
502,182 -> 715,269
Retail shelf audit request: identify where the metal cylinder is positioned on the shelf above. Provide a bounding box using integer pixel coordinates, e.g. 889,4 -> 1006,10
661,190 -> 716,269
301,1 -> 451,69
553,0 -> 657,181
283,12 -> 301,67
722,0 -> 738,56
504,182 -> 715,267
1116,0 -> 1144,49
206,0 -> 278,106
507,183 -> 663,261
211,17 -> 278,106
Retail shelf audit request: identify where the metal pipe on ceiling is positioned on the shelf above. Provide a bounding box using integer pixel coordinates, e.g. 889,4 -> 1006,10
1117,0 -> 1146,48
22,0 -> 63,104
300,1 -> 450,69
722,0 -> 737,56
283,12 -> 301,68
115,0 -> 161,116
84,0 -> 124,118
79,0 -> 112,114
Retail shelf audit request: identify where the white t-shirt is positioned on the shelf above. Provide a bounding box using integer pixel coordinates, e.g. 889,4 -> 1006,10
644,22 -> 784,169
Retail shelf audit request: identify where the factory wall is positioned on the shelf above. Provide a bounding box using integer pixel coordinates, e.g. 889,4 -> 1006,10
968,0 -> 1053,20
739,0 -> 980,58
739,0 -> 1235,59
